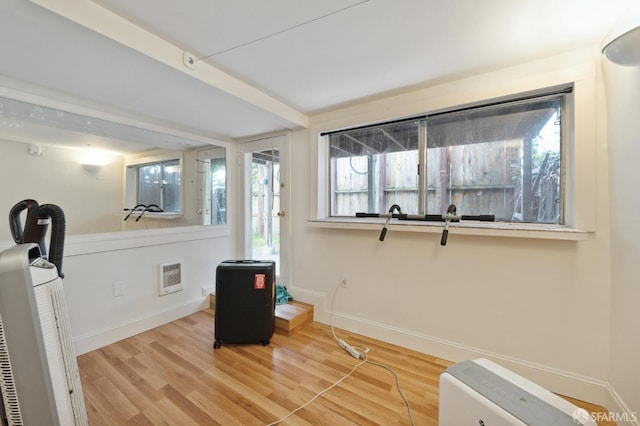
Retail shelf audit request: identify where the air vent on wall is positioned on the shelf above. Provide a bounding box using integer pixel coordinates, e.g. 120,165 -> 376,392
158,261 -> 183,296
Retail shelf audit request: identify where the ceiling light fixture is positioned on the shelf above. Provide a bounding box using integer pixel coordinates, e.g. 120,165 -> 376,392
602,5 -> 640,65
183,52 -> 197,70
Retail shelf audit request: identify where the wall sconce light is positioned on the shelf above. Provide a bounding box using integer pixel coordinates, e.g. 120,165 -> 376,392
602,6 -> 640,65
82,164 -> 102,174
80,148 -> 113,173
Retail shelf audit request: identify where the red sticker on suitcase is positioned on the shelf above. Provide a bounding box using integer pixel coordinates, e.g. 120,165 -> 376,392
254,274 -> 266,289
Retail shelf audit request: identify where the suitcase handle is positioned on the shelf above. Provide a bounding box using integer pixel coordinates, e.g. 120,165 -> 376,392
224,259 -> 275,265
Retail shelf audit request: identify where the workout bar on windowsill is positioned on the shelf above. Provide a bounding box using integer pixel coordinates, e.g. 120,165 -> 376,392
355,213 -> 495,222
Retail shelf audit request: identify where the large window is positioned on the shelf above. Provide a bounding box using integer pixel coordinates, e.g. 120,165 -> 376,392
328,90 -> 566,224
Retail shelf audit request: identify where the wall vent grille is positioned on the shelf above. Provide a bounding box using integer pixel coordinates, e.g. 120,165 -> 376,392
159,262 -> 183,295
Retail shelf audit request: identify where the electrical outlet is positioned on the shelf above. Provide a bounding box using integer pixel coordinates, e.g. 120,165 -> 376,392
339,277 -> 348,288
201,286 -> 215,297
113,281 -> 124,297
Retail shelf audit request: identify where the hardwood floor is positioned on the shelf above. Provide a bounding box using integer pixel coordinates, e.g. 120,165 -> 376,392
78,308 -> 614,425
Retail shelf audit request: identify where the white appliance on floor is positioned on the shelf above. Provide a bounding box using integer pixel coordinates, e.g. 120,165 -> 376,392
439,358 -> 596,426
0,244 -> 88,425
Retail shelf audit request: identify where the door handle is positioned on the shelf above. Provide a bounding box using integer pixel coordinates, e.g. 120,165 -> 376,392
277,211 -> 286,217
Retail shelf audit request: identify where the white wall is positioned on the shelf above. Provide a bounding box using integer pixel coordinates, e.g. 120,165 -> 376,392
0,139 -> 124,237
604,60 -> 640,416
289,49 -> 616,406
62,226 -> 232,354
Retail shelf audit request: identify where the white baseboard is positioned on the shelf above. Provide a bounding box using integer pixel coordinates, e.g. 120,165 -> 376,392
72,297 -> 209,355
291,287 -> 633,418
604,384 -> 640,426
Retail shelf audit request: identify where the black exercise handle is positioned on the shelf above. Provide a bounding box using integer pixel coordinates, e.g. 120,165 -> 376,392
388,204 -> 403,214
399,214 -> 446,222
124,204 -> 146,221
440,229 -> 448,246
356,212 -> 407,219
398,214 -> 495,222
379,227 -> 387,241
356,212 -> 382,218
461,214 -> 495,221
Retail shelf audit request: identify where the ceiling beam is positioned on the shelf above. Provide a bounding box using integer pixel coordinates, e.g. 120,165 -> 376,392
28,0 -> 309,130
344,134 -> 378,154
379,129 -> 405,150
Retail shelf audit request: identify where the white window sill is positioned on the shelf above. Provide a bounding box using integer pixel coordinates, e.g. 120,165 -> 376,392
308,217 -> 589,241
119,212 -> 182,220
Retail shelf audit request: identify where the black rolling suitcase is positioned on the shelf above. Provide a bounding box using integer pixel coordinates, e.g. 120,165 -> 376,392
213,259 -> 275,349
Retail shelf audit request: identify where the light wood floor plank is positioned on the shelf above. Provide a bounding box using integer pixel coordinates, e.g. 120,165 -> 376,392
78,308 -> 616,425
85,352 -> 160,412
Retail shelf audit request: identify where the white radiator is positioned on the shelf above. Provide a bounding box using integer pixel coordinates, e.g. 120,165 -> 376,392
439,358 -> 597,426
0,244 -> 88,425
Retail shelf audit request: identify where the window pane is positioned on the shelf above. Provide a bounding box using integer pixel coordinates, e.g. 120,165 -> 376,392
138,163 -> 162,206
137,159 -> 181,212
211,158 -> 226,224
250,150 -> 280,272
329,120 -> 420,215
426,97 -> 562,223
161,159 -> 180,212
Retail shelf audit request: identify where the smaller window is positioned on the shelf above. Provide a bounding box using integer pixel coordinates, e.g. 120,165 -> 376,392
136,159 -> 181,212
329,119 -> 420,216
125,151 -> 183,215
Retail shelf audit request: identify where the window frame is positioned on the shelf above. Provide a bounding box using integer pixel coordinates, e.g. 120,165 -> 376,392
324,90 -> 568,224
311,67 -> 597,241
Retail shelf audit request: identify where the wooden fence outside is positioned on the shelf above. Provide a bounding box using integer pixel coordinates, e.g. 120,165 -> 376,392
332,140 -> 560,223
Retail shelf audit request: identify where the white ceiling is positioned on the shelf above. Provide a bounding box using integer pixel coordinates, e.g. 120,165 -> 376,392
0,0 -> 630,151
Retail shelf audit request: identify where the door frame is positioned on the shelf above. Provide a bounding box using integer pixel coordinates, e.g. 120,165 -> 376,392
236,133 -> 290,286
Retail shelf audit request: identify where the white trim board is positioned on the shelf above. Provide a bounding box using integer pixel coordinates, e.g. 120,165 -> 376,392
64,225 -> 231,256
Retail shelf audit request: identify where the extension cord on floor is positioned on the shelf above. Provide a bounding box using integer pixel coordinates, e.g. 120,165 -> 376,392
338,338 -> 361,359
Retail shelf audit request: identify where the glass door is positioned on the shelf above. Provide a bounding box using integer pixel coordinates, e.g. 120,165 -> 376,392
238,135 -> 289,284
